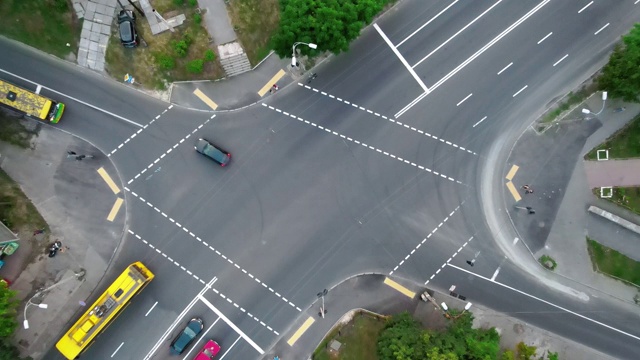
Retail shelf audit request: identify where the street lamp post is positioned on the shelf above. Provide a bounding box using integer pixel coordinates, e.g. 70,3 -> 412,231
291,42 -> 318,67
22,269 -> 86,330
23,297 -> 48,330
317,288 -> 328,318
582,91 -> 608,116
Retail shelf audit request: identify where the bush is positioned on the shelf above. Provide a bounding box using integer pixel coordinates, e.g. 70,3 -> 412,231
186,59 -> 204,74
188,0 -> 198,6
173,40 -> 190,57
155,53 -> 176,70
194,13 -> 202,25
204,49 -> 215,62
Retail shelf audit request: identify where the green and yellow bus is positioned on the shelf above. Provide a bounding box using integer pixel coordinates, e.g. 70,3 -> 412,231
0,79 -> 65,123
55,262 -> 154,359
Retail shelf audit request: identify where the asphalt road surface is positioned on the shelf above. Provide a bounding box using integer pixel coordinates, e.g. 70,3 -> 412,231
2,0 -> 640,359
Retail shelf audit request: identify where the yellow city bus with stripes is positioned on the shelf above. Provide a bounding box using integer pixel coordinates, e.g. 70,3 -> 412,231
55,262 -> 154,359
0,78 -> 65,123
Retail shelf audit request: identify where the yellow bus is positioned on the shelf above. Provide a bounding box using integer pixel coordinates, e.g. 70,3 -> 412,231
55,262 -> 154,359
0,79 -> 65,123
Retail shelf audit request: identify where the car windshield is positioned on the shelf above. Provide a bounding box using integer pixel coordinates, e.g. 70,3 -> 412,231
119,23 -> 132,41
184,327 -> 196,337
203,348 -> 214,356
204,143 -> 225,160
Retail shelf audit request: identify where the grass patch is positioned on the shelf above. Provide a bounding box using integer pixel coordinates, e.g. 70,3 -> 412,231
587,237 -> 640,286
314,313 -> 385,360
0,0 -> 80,58
538,254 -> 557,270
0,168 -> 48,233
585,113 -> 640,160
593,186 -> 640,216
0,111 -> 38,149
105,2 -> 224,90
227,0 -> 280,66
540,83 -> 597,124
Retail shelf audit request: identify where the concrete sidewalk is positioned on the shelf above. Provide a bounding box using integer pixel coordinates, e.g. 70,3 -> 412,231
0,122 -> 125,358
506,94 -> 640,305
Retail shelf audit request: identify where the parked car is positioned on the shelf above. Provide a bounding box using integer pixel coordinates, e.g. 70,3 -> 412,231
117,10 -> 139,48
194,340 -> 221,359
170,318 -> 203,354
195,138 -> 231,166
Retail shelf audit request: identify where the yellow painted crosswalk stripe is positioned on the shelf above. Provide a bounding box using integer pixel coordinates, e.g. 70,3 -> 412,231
384,277 -> 415,298
258,69 -> 286,97
505,164 -> 519,181
107,198 -> 124,222
287,316 -> 315,346
97,167 -> 120,194
506,181 -> 522,202
193,88 -> 218,110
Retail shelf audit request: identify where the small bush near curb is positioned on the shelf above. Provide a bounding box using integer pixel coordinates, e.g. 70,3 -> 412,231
155,53 -> 176,70
188,0 -> 198,6
186,59 -> 204,74
194,13 -> 202,25
204,49 -> 215,62
539,255 -> 558,270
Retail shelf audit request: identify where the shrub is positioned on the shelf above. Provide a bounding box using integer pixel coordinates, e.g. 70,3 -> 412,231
194,13 -> 202,25
155,53 -> 176,70
186,59 -> 204,73
173,40 -> 190,57
188,0 -> 198,6
204,49 -> 215,62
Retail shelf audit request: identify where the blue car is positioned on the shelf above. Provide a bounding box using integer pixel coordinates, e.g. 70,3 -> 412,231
170,318 -> 204,354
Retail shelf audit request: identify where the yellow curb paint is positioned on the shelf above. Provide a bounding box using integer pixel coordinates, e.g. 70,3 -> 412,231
505,164 -> 519,181
107,198 -> 124,222
384,277 -> 415,298
287,316 -> 315,346
97,167 -> 120,194
258,69 -> 286,97
506,181 -> 522,202
193,88 -> 218,110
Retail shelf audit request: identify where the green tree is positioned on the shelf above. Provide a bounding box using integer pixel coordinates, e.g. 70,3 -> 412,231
500,350 -> 515,360
599,23 -> 640,102
204,49 -> 216,62
271,0 -> 392,58
155,53 -> 176,70
377,312 -> 423,360
546,351 -> 559,360
516,341 -> 538,360
0,338 -> 21,360
0,283 -> 18,337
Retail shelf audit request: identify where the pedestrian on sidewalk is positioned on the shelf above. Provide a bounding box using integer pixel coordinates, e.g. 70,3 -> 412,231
33,228 -> 45,235
270,84 -> 279,94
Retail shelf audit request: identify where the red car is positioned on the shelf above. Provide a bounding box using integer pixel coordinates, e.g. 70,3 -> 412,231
194,340 -> 220,359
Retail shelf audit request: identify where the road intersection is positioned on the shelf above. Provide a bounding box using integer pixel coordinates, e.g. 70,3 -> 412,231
2,0 -> 640,359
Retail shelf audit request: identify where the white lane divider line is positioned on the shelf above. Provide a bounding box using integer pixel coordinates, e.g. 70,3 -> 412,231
125,203 -> 302,312
262,103 -> 464,184
298,84 -> 476,155
424,236 -> 474,285
218,336 -> 242,359
397,0 -> 459,47
578,1 -> 593,13
594,23 -> 609,35
395,0 -> 551,119
497,62 -> 513,75
144,277 -> 218,360
108,105 -> 174,157
389,205 -> 464,275
457,93 -> 473,107
490,266 -> 501,281
553,54 -> 568,67
373,23 -> 429,92
111,342 -> 124,358
127,115 -> 213,185
537,31 -> 552,44
413,0 -> 504,68
446,263 -> 640,342
129,229 -> 280,340
512,85 -> 528,98
473,116 -> 487,128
